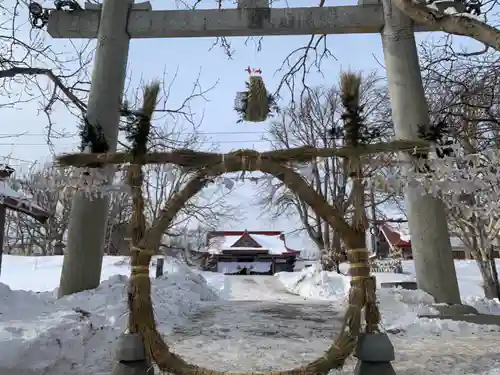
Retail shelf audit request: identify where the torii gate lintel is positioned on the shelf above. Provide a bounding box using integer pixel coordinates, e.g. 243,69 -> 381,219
47,0 -> 438,39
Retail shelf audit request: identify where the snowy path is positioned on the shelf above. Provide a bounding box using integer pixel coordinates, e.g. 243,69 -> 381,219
224,275 -> 311,301
165,275 -> 500,374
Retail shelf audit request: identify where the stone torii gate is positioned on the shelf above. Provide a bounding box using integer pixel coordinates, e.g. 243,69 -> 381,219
48,0 -> 461,304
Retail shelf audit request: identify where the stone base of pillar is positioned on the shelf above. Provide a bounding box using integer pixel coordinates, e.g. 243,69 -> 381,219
417,303 -> 478,319
418,303 -> 500,326
354,332 -> 396,375
111,361 -> 153,375
111,333 -> 154,375
430,303 -> 479,316
354,361 -> 396,375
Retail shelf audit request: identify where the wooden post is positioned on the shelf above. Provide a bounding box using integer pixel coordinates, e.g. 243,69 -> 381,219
369,184 -> 377,254
0,204 -> 6,276
54,241 -> 65,255
155,257 -> 164,278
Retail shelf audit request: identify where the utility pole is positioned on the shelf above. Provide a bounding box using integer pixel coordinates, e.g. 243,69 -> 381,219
380,0 -> 461,305
58,0 -> 134,298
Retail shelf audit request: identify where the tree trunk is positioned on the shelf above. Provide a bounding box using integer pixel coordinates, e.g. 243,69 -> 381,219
488,247 -> 500,299
320,247 -> 337,271
476,256 -> 499,299
332,233 -> 343,274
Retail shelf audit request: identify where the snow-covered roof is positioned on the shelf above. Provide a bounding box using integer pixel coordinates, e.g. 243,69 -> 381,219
384,223 -> 465,249
0,179 -> 50,222
220,235 -> 242,249
207,232 -> 294,255
251,234 -> 288,254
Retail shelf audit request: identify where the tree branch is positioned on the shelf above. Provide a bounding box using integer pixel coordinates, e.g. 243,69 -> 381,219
0,67 -> 87,113
392,0 -> 500,51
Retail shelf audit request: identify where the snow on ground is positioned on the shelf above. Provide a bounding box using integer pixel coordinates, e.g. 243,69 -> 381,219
277,265 -> 351,302
199,270 -> 232,299
277,260 -> 500,336
2,254 -> 500,374
222,275 -> 310,302
0,255 -> 221,375
1,255 -> 161,292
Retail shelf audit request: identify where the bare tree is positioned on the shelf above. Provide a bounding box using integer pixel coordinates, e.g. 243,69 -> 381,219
259,73 -> 394,271
159,224 -> 216,267
420,47 -> 500,299
122,72 -> 240,240
392,0 -> 500,52
0,0 -> 93,139
377,44 -> 500,298
5,165 -> 74,255
175,0 -> 336,104
103,169 -> 133,255
144,168 -> 240,238
1,163 -> 134,256
56,65 -> 237,295
4,210 -> 28,254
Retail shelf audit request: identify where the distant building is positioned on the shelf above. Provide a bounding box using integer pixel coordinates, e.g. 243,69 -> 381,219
204,230 -> 300,275
376,224 -> 412,259
376,223 -> 500,260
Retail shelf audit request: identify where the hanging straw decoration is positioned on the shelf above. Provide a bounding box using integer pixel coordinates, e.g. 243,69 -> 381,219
235,66 -> 278,123
340,72 -> 367,229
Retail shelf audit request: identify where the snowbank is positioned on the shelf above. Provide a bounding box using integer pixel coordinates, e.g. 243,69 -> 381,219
0,255 -> 155,292
0,256 -> 219,375
0,254 -> 231,298
277,262 -> 500,336
277,264 -> 350,302
400,260 -> 500,315
199,271 -> 232,300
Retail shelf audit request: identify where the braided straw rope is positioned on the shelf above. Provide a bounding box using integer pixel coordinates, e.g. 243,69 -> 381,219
127,245 -> 379,374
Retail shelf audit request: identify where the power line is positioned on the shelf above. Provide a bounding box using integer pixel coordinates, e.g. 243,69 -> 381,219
0,139 -> 275,146
0,130 -> 270,137
0,156 -> 35,163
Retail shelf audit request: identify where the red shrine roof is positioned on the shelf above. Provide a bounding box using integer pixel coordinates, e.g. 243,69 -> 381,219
206,230 -> 299,255
378,223 -> 466,252
379,224 -> 411,248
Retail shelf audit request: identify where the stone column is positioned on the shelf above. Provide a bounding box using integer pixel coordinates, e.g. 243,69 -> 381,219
58,0 -> 133,297
380,0 -> 461,304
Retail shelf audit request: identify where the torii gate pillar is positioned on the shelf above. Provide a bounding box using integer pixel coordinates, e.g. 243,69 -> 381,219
376,0 -> 461,304
58,0 -> 135,298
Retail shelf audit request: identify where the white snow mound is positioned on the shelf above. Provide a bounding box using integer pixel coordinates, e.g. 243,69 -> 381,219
0,262 -> 219,375
276,263 -> 350,302
199,270 -> 232,300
